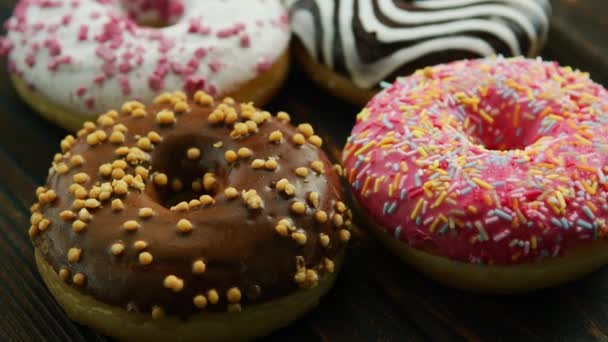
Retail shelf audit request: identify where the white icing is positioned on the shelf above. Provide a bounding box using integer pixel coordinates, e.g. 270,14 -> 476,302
3,0 -> 290,116
292,10 -> 318,59
289,0 -> 550,89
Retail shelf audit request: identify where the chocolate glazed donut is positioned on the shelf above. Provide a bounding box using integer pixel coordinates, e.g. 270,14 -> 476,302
29,91 -> 352,341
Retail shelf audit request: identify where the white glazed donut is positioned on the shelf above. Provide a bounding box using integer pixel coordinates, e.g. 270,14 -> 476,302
0,0 -> 290,130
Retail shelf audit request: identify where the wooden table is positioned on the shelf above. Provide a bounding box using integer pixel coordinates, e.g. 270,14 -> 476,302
2,0 -> 608,341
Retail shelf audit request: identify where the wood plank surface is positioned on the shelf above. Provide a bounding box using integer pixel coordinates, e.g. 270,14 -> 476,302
1,0 -> 608,341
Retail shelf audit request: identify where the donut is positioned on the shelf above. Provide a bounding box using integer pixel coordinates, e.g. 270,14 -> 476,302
288,0 -> 551,105
29,91 -> 352,341
343,56 -> 608,293
0,0 -> 290,131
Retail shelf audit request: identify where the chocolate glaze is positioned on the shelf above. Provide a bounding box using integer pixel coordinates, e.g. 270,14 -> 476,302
31,94 -> 349,318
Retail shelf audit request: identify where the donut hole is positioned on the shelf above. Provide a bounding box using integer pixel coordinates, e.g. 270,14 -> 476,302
460,92 -> 552,151
120,0 -> 184,28
148,134 -> 228,208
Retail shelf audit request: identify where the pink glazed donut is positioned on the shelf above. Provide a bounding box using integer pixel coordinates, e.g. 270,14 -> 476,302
343,56 -> 608,292
0,0 -> 290,131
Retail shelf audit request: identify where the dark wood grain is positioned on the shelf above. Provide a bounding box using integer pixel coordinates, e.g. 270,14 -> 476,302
2,0 -> 608,341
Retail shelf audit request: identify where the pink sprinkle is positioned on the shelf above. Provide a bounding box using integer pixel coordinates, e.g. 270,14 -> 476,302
46,23 -> 60,34
78,25 -> 88,41
48,55 -> 72,71
90,11 -> 101,20
40,0 -> 62,8
207,84 -> 217,96
184,75 -> 205,95
96,45 -> 116,62
85,98 -> 95,109
240,34 -> 250,48
209,59 -> 222,73
76,87 -> 86,97
93,74 -> 106,86
118,75 -> 131,95
198,25 -> 211,35
0,38 -> 13,55
279,12 -> 289,26
102,62 -> 116,77
43,38 -> 61,56
158,37 -> 175,53
71,0 -> 79,8
62,14 -> 72,26
25,54 -> 36,67
188,19 -> 200,33
148,74 -> 164,91
32,22 -> 45,31
256,57 -> 271,73
187,58 -> 199,71
121,51 -> 134,61
119,62 -> 132,73
194,47 -> 207,59
216,23 -> 245,39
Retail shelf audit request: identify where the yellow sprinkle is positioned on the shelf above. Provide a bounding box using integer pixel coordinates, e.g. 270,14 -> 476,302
472,177 -> 493,190
361,176 -> 372,196
548,114 -> 563,121
373,176 -> 385,193
479,110 -> 494,124
354,141 -> 376,156
483,193 -> 493,206
417,147 -> 428,157
392,173 -> 401,193
539,107 -> 552,118
432,191 -> 448,208
410,198 -> 425,220
430,217 -> 441,232
574,134 -> 592,146
577,164 -> 596,173
531,236 -> 537,250
556,191 -> 566,211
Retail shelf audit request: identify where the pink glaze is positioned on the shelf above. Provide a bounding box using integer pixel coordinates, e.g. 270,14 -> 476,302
343,57 -> 608,264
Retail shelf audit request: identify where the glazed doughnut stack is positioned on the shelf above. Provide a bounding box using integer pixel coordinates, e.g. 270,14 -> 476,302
343,56 -> 608,292
29,91 -> 352,341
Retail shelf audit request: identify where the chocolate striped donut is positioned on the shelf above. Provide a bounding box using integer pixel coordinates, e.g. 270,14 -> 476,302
289,0 -> 551,90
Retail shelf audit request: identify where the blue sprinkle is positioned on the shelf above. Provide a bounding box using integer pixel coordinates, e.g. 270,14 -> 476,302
394,226 -> 402,239
561,217 -> 569,229
515,127 -> 522,137
379,81 -> 392,89
415,217 -> 421,225
439,224 -> 449,235
551,217 -> 563,228
583,205 -> 595,220
577,219 -> 593,230
382,202 -> 389,215
382,117 -> 394,129
460,186 -> 473,195
400,189 -> 407,200
392,163 -> 399,172
414,172 -> 422,187
494,209 -> 513,221
387,202 -> 397,215
492,181 -> 505,188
